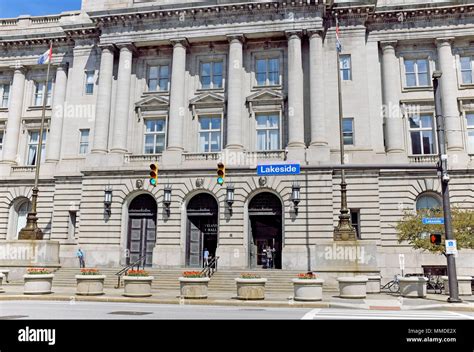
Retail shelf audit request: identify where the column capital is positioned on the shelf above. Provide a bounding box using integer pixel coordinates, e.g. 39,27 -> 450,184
227,34 -> 245,44
170,38 -> 189,48
116,42 -> 137,54
380,40 -> 398,52
9,64 -> 26,74
98,43 -> 117,53
53,63 -> 69,72
285,30 -> 303,40
435,37 -> 454,48
307,29 -> 324,39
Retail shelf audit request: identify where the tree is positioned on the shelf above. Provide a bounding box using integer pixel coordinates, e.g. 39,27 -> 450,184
396,207 -> 474,254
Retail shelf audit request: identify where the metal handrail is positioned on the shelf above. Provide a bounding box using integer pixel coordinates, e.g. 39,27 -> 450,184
200,256 -> 219,278
115,254 -> 147,288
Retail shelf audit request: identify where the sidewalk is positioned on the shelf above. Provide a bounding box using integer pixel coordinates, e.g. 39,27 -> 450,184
1,285 -> 473,311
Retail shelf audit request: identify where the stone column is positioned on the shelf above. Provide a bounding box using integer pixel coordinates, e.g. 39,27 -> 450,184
380,41 -> 405,156
309,31 -> 326,147
167,39 -> 187,151
226,35 -> 244,150
436,38 -> 463,151
110,43 -> 134,154
46,65 -> 68,162
92,45 -> 115,154
2,66 -> 26,164
286,31 -> 305,149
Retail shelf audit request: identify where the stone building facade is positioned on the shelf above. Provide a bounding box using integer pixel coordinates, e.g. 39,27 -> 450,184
0,0 -> 473,277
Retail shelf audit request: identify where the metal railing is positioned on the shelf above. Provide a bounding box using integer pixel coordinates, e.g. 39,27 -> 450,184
200,256 -> 219,278
115,254 -> 147,288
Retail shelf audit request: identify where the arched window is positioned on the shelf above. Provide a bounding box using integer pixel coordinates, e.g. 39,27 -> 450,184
416,194 -> 441,211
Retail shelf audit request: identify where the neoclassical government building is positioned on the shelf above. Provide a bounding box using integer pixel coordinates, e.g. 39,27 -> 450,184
0,0 -> 473,277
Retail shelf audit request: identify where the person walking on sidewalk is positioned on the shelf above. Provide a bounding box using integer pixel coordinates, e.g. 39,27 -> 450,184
76,248 -> 85,268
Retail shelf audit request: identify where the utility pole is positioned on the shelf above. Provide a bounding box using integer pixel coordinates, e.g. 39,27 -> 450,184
432,71 -> 461,303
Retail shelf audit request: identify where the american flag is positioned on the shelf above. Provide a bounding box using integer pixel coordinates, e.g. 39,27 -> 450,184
336,17 -> 342,53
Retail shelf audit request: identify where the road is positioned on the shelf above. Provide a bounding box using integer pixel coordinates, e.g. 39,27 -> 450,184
0,301 -> 473,320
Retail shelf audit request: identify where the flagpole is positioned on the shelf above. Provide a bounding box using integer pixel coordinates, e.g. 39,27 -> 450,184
333,15 -> 356,241
19,41 -> 52,240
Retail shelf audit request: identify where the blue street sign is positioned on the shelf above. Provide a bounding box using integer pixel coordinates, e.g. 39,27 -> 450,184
257,163 -> 300,176
422,218 -> 445,225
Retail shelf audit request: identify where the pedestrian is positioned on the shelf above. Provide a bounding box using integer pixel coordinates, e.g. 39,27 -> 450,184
203,248 -> 209,267
76,248 -> 85,268
264,245 -> 275,269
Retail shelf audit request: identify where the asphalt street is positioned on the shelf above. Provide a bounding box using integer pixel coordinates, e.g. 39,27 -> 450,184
1,301 -> 473,320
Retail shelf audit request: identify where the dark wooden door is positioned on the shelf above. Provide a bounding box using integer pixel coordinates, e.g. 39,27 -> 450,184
187,220 -> 202,267
128,216 -> 156,267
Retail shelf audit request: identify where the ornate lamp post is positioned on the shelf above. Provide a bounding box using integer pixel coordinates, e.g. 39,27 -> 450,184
333,16 -> 356,241
19,43 -> 52,240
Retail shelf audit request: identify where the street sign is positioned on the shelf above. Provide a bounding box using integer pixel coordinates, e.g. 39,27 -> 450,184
257,163 -> 300,176
422,217 -> 445,225
445,239 -> 458,255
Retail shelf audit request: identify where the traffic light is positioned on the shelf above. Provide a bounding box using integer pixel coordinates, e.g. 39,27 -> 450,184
430,233 -> 442,245
217,162 -> 225,185
149,163 -> 158,186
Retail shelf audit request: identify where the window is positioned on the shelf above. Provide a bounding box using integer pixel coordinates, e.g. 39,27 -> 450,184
147,65 -> 169,92
256,58 -> 280,86
343,118 -> 354,145
27,131 -> 47,165
0,131 -> 3,153
339,55 -> 352,81
199,116 -> 222,152
467,112 -> 474,154
350,209 -> 361,239
85,71 -> 94,94
200,61 -> 223,89
416,194 -> 441,211
68,211 -> 77,239
404,59 -> 429,87
79,129 -> 90,155
256,113 -> 280,151
144,119 -> 166,154
15,200 -> 31,238
0,83 -> 10,108
460,56 -> 473,84
409,114 -> 436,155
34,81 -> 52,106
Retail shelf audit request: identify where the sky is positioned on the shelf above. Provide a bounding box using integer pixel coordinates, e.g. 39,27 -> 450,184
0,0 -> 82,18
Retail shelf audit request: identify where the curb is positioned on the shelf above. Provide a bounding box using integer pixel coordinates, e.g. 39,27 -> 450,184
0,295 -> 330,309
1,294 -> 472,311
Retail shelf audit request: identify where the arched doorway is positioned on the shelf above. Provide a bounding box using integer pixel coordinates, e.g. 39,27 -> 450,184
127,194 -> 157,267
248,192 -> 282,269
186,193 -> 218,268
13,198 -> 32,239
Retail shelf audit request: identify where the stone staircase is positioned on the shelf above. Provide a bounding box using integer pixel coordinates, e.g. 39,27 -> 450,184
11,267 -> 302,295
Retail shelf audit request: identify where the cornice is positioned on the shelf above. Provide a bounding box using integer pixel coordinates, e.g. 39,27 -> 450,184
89,1 -> 325,26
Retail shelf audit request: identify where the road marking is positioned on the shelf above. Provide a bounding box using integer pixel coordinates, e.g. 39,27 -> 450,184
307,309 -> 465,320
448,311 -> 474,320
301,308 -> 321,320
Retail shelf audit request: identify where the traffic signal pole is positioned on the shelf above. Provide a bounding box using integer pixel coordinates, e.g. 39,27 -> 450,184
432,71 -> 461,303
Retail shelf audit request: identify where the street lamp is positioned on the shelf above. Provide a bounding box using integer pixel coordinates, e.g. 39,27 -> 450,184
226,183 -> 235,215
104,186 -> 113,216
18,42 -> 53,240
164,185 -> 172,216
432,70 -> 461,303
291,182 -> 301,215
333,15 -> 356,241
